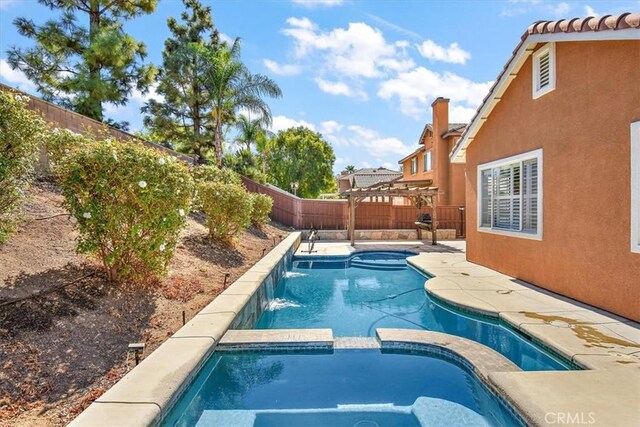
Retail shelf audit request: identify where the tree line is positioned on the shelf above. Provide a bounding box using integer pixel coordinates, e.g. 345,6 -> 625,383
7,0 -> 336,198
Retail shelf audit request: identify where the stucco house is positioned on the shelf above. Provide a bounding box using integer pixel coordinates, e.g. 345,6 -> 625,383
451,13 -> 640,321
399,98 -> 467,206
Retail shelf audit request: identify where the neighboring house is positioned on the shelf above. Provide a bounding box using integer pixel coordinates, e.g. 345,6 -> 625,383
337,167 -> 402,194
451,13 -> 640,321
398,98 -> 467,206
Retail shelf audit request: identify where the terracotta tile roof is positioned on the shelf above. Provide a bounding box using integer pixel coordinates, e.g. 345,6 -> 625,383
526,13 -> 640,35
451,12 -> 640,162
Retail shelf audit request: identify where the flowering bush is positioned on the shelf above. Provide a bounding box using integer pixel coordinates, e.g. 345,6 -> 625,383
198,181 -> 252,244
56,139 -> 193,281
250,193 -> 273,228
44,127 -> 91,168
0,91 -> 47,243
191,164 -> 243,186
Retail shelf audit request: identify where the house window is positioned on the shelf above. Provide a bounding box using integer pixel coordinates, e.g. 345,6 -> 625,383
410,157 -> 418,175
632,121 -> 640,253
478,149 -> 543,240
423,150 -> 432,172
532,43 -> 555,99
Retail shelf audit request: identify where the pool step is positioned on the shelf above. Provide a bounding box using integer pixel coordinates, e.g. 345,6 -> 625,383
195,397 -> 491,427
349,260 -> 407,271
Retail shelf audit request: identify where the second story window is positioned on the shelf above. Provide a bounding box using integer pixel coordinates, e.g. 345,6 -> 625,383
423,150 -> 432,172
532,43 -> 555,99
410,157 -> 418,175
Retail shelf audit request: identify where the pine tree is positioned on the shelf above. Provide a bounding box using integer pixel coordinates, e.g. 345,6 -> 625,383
142,0 -> 224,159
7,0 -> 157,127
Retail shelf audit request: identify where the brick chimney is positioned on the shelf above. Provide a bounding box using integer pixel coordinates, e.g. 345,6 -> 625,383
431,97 -> 450,205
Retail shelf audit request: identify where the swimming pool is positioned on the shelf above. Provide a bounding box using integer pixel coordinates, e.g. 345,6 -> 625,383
256,252 -> 571,371
162,349 -> 523,427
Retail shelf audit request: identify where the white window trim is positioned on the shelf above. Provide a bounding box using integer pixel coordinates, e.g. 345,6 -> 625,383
423,150 -> 432,172
532,42 -> 556,99
410,157 -> 418,175
631,121 -> 640,253
477,149 -> 543,241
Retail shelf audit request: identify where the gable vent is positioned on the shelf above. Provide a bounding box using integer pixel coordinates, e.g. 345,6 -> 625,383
538,51 -> 550,89
532,43 -> 556,99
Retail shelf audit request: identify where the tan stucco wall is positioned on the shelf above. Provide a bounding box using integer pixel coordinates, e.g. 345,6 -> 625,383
400,136 -> 465,206
465,40 -> 640,321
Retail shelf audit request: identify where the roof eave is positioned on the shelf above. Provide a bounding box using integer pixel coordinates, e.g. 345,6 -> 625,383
450,23 -> 640,163
398,146 -> 425,164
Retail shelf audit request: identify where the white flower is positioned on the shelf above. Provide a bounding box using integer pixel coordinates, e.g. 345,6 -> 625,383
138,180 -> 147,188
83,212 -> 92,219
176,189 -> 180,195
158,158 -> 166,165
159,243 -> 166,252
178,177 -> 184,183
178,209 -> 185,217
112,151 -> 118,161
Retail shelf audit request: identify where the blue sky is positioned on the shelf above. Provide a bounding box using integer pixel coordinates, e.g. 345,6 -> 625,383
1,0 -> 637,172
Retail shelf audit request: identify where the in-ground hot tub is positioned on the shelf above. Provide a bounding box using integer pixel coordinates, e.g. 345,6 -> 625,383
162,349 -> 522,427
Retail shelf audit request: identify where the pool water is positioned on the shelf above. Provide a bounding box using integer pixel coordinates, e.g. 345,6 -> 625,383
162,350 -> 523,427
256,252 -> 570,371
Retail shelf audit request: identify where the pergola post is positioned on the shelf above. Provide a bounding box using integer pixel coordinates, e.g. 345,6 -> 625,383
431,195 -> 438,245
349,195 -> 356,246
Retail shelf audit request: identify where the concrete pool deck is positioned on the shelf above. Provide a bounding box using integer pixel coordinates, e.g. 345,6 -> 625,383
299,239 -> 640,426
71,236 -> 638,426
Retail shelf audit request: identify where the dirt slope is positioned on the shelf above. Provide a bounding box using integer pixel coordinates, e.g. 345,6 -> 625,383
0,180 -> 290,426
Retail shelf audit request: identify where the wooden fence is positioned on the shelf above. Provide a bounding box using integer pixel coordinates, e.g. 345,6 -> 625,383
243,177 -> 465,237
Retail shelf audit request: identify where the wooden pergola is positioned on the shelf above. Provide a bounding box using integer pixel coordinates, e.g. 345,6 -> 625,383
340,179 -> 440,246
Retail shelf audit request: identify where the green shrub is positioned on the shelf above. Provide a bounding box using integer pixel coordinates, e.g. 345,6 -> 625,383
0,91 -> 47,243
56,139 -> 193,281
199,181 -> 252,244
250,193 -> 273,228
191,164 -> 243,186
44,127 -> 91,168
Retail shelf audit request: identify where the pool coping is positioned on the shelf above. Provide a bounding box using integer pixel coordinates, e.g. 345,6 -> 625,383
70,240 -> 640,427
69,232 -> 303,427
405,254 -> 640,370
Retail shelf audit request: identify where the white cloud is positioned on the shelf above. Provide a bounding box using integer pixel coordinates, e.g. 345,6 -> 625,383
282,19 -> 414,78
292,0 -> 344,7
449,105 -> 479,123
364,13 -> 422,40
0,58 -> 36,92
323,122 -> 413,160
548,2 -> 571,18
320,120 -> 344,135
0,0 -> 18,10
377,66 -> 492,120
263,59 -> 301,76
130,82 -> 164,104
416,40 -> 471,64
501,0 -> 573,18
584,5 -> 600,16
270,115 -> 316,133
219,32 -> 235,44
315,78 -> 368,100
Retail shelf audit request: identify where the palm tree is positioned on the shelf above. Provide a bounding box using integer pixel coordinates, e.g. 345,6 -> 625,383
235,115 -> 268,151
345,165 -> 357,174
194,39 -> 282,165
